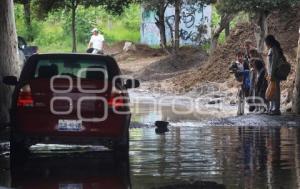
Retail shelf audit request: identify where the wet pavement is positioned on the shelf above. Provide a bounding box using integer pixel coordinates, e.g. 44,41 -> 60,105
1,91 -> 300,189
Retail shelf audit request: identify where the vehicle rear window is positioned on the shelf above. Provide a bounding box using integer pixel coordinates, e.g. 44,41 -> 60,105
33,59 -> 108,80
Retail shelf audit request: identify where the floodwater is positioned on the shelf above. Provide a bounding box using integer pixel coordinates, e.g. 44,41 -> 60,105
130,126 -> 300,189
0,92 -> 300,189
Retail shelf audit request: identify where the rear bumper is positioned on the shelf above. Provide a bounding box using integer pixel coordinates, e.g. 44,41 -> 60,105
23,135 -> 121,146
10,109 -> 131,146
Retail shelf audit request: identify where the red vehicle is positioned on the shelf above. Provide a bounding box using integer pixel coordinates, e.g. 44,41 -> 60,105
3,54 -> 139,159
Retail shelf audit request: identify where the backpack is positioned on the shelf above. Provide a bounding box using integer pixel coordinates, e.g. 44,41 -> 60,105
276,55 -> 291,81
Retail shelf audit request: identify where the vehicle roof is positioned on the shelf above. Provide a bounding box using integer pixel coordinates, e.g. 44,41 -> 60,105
29,53 -> 116,59
20,53 -> 121,81
26,53 -> 119,66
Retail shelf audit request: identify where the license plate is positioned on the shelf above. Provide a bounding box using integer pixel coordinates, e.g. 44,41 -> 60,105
57,120 -> 83,132
59,184 -> 83,189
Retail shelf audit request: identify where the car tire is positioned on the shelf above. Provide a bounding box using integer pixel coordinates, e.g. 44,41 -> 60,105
10,134 -> 29,165
113,129 -> 129,160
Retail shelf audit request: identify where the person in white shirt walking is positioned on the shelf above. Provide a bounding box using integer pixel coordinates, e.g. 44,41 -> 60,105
87,28 -> 104,54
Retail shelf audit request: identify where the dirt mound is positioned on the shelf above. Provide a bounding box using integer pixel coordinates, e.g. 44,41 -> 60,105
134,47 -> 208,81
172,7 -> 300,94
104,41 -> 165,57
103,41 -> 125,55
135,44 -> 165,57
172,23 -> 255,91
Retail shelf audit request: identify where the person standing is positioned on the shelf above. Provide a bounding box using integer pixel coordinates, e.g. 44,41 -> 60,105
252,58 -> 268,113
265,35 -> 284,115
229,49 -> 251,115
87,28 -> 104,54
244,40 -> 256,63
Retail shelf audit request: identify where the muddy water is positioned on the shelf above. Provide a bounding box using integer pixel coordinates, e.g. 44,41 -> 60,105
129,94 -> 300,189
0,92 -> 300,189
130,126 -> 300,189
1,127 -> 298,189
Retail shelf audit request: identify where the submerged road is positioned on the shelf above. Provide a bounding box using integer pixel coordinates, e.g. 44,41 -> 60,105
0,90 -> 300,189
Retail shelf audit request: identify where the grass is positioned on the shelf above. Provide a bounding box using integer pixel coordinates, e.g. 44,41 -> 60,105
15,4 -> 141,53
37,43 -> 87,53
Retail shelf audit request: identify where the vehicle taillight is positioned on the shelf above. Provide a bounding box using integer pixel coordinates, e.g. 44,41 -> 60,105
108,88 -> 125,109
17,84 -> 34,107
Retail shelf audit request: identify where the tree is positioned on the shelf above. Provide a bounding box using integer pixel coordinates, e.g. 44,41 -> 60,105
15,0 -> 34,41
142,0 -> 169,49
211,10 -> 234,52
293,27 -> 300,114
169,0 -> 212,53
174,0 -> 181,52
142,0 -> 212,53
217,0 -> 298,52
0,0 -> 19,126
157,2 -> 168,49
70,0 -> 78,52
34,0 -> 132,52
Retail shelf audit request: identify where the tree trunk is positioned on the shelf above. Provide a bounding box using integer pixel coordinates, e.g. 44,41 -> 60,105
210,13 -> 234,53
155,2 -> 167,49
174,0 -> 181,53
211,33 -> 220,52
159,3 -> 167,49
71,4 -> 77,53
293,27 -> 300,114
225,22 -> 230,37
253,11 -> 269,53
23,0 -> 33,41
0,0 -> 19,126
166,16 -> 174,48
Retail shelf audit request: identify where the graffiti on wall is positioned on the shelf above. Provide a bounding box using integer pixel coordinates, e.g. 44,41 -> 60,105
141,3 -> 212,46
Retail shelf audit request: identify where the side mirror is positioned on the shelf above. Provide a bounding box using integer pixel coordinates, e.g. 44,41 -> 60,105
125,79 -> 140,89
3,76 -> 18,86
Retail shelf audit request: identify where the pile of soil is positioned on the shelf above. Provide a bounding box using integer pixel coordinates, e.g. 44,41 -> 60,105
104,41 -> 165,58
172,23 -> 256,92
172,6 -> 300,95
134,47 -> 208,81
103,41 -> 125,55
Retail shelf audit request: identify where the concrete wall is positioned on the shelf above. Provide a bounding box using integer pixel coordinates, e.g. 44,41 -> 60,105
141,3 -> 212,46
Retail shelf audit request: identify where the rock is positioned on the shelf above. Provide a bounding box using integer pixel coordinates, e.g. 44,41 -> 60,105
230,99 -> 237,105
208,99 -> 222,105
123,42 -> 136,52
285,102 -> 293,112
213,94 -> 222,98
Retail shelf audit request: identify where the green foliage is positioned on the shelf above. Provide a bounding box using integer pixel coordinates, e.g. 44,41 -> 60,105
218,0 -> 299,14
14,5 -> 27,36
14,4 -> 141,53
14,4 -> 40,41
101,5 -> 141,43
211,5 -> 225,43
211,5 -> 249,44
33,0 -> 134,19
62,6 -> 95,44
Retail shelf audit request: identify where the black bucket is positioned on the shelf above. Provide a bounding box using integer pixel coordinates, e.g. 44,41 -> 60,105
155,121 -> 169,134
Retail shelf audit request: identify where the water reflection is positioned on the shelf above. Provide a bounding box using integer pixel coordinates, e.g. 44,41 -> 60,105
0,127 -> 299,189
0,151 -> 130,189
130,126 -> 300,189
130,100 -> 236,125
